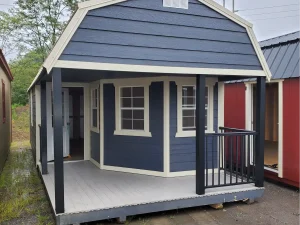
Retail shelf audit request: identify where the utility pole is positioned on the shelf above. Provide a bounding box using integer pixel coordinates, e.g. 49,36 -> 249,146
223,0 -> 225,7
232,0 -> 235,12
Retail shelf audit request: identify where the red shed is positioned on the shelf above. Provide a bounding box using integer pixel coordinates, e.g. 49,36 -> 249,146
225,31 -> 300,188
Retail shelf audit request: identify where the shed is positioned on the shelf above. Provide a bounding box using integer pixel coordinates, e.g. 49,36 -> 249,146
224,31 -> 299,187
0,49 -> 13,173
28,0 -> 271,224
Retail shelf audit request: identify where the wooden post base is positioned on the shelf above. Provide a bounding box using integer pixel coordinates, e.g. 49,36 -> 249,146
210,203 -> 223,209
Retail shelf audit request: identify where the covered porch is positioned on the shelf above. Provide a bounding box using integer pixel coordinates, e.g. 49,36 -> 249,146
34,66 -> 267,225
41,160 -> 264,225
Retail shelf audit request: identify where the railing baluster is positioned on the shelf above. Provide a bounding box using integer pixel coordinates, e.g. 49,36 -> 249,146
206,136 -> 208,187
247,134 -> 251,182
236,136 -> 239,184
241,135 -> 244,183
218,136 -> 221,186
252,135 -> 255,181
212,136 -> 214,187
230,136 -> 233,184
224,136 -> 227,185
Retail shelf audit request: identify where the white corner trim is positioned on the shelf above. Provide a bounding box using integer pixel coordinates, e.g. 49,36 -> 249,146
218,82 -> 224,129
35,85 -> 41,165
55,60 -> 266,77
90,158 -> 101,168
163,80 -> 170,176
113,130 -> 152,137
198,0 -> 252,28
246,27 -> 272,82
100,80 -> 104,169
278,80 -> 283,178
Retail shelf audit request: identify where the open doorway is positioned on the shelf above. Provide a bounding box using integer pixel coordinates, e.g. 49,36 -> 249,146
252,83 -> 279,171
66,87 -> 84,161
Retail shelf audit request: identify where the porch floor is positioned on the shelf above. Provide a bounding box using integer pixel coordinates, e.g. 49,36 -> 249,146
41,161 -> 264,225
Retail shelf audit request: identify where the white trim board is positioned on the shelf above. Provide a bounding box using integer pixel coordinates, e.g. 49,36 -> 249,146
27,0 -> 270,91
245,81 -> 283,178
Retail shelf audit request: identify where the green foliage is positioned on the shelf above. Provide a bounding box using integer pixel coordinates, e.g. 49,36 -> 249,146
10,50 -> 43,105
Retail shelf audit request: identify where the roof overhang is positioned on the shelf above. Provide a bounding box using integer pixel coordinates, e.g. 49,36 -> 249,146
0,50 -> 13,81
28,0 -> 272,91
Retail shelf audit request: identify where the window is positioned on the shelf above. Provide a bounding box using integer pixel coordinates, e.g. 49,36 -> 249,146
114,81 -> 151,137
176,79 -> 215,137
2,79 -> 5,124
181,86 -> 209,131
120,87 -> 144,130
91,87 -> 99,132
163,0 -> 188,9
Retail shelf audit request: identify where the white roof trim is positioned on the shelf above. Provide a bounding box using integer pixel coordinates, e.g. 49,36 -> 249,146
55,60 -> 266,76
28,0 -> 270,90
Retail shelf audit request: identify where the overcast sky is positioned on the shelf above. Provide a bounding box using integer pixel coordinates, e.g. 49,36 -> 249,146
0,0 -> 299,53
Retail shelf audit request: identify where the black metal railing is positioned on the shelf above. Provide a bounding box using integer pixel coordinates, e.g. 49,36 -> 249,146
204,127 -> 256,188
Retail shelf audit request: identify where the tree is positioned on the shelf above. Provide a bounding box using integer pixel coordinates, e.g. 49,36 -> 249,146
1,0 -> 84,61
10,50 -> 44,105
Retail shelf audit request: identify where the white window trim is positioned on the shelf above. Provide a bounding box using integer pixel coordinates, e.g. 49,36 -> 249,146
90,83 -> 99,133
175,78 -> 216,137
114,81 -> 152,137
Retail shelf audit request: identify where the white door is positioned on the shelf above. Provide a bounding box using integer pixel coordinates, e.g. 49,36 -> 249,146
46,83 -> 70,161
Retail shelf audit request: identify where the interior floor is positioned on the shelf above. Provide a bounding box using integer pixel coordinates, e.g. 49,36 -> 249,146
64,139 -> 84,161
264,140 -> 278,170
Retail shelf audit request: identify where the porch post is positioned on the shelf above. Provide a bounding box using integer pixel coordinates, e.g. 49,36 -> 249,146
52,68 -> 65,213
196,75 -> 206,195
255,76 -> 266,187
40,81 -> 48,174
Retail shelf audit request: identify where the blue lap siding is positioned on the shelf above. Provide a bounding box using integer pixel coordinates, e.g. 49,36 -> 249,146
103,82 -> 164,171
169,82 -> 218,172
91,131 -> 100,163
60,0 -> 262,70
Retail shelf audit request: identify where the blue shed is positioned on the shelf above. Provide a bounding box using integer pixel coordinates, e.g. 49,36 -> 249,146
28,0 -> 271,224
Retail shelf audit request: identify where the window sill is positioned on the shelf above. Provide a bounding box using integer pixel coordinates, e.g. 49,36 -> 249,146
175,130 -> 215,137
114,130 -> 152,137
91,127 -> 99,133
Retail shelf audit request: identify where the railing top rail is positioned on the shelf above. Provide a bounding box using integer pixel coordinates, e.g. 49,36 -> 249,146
206,131 -> 257,136
219,126 -> 256,133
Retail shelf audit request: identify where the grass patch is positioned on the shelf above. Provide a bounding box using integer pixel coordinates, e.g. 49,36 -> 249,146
0,148 -> 54,224
0,105 -> 54,224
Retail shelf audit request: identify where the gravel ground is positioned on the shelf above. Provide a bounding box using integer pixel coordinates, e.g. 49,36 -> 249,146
86,181 -> 299,225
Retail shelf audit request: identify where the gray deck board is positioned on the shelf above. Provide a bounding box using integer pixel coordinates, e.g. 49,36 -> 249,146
42,161 -> 261,216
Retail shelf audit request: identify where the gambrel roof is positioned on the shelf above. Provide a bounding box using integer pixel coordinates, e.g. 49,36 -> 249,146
28,0 -> 271,91
260,31 -> 299,79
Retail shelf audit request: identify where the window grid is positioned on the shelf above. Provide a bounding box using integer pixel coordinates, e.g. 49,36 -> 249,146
182,86 -> 208,131
120,86 -> 145,131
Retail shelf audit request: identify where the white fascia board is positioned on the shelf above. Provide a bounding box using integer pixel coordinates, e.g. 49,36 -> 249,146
198,0 -> 253,28
55,60 -> 266,76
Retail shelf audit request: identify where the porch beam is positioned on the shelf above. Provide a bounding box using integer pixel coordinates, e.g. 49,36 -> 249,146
255,76 -> 266,187
40,81 -> 48,174
52,68 -> 65,213
196,75 -> 206,195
